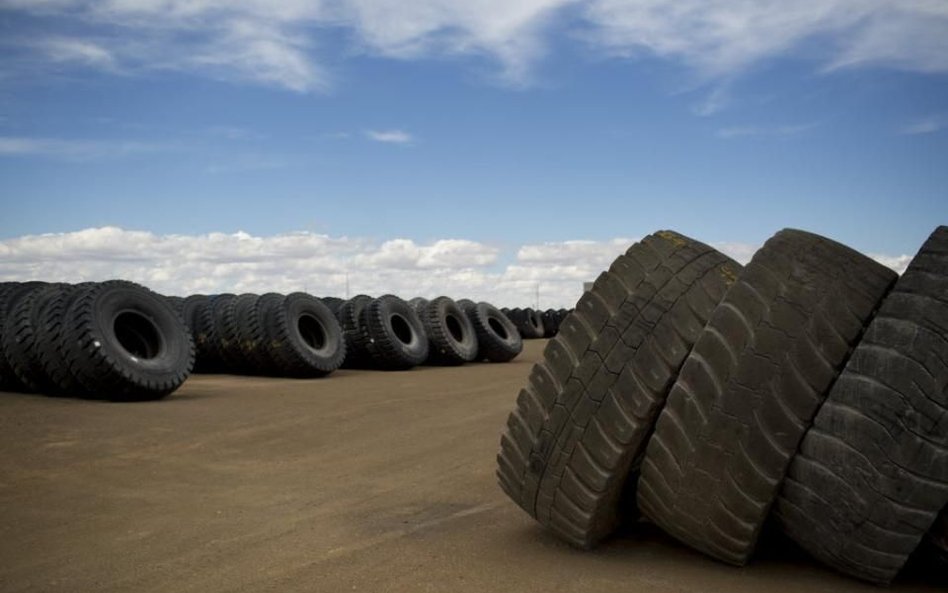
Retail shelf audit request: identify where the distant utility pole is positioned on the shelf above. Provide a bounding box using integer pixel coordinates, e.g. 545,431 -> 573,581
535,283 -> 540,309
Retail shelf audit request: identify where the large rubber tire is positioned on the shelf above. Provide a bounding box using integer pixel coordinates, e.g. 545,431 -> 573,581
773,225 -> 948,584
230,293 -> 272,375
360,295 -> 429,370
258,292 -> 346,376
636,229 -> 897,566
61,280 -> 195,400
337,295 -> 373,369
0,282 -> 48,391
321,296 -> 345,314
2,283 -> 69,393
192,295 -> 224,372
465,302 -> 522,362
418,296 -> 478,365
211,293 -> 243,370
36,283 -> 93,396
408,297 -> 429,315
496,231 -> 741,548
925,507 -> 948,572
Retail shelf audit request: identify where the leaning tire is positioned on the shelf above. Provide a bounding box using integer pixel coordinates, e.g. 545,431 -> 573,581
636,229 -> 897,566
418,296 -> 478,365
497,231 -> 741,549
258,292 -> 345,376
773,225 -> 948,584
2,282 -> 60,393
61,280 -> 195,400
0,281 -> 47,391
360,295 -> 428,370
337,295 -> 373,369
465,302 -> 522,363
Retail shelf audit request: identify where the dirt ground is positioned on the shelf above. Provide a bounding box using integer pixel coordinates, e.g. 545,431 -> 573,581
0,340 -> 940,593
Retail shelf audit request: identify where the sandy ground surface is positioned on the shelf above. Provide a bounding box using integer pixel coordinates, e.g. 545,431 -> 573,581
0,340 -> 941,593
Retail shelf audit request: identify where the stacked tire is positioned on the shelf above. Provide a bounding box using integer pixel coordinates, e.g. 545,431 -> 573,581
497,227 -> 947,585
1,280 -> 194,400
170,292 -> 345,377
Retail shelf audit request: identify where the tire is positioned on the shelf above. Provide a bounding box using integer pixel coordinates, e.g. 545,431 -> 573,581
231,293 -> 271,374
924,507 -> 948,571
212,293 -> 243,370
321,296 -> 345,314
192,295 -> 224,372
636,229 -> 897,566
408,297 -> 429,314
418,296 -> 478,365
773,225 -> 948,584
337,295 -> 373,369
456,298 -> 476,312
2,283 -> 73,393
0,282 -> 48,391
258,292 -> 346,376
36,283 -> 93,396
360,295 -> 428,370
496,231 -> 741,549
61,280 -> 195,400
541,309 -> 560,338
523,308 -> 545,339
465,302 -> 522,362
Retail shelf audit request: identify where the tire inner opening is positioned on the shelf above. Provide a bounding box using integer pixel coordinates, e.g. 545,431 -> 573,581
298,314 -> 327,351
446,314 -> 465,342
488,316 -> 509,340
390,314 -> 414,345
114,311 -> 162,360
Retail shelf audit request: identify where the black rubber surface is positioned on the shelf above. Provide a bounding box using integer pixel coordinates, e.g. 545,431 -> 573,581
61,280 -> 195,400
337,295 -> 373,369
636,229 -> 897,566
2,283 -> 67,393
418,296 -> 478,365
465,302 -> 522,363
0,282 -> 47,390
258,292 -> 345,376
774,225 -> 948,584
360,295 -> 428,370
496,230 -> 741,548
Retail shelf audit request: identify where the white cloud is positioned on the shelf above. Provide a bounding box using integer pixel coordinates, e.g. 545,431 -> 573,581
0,136 -> 169,159
869,253 -> 912,275
0,227 -> 915,307
364,129 -> 414,144
3,1 -> 946,93
899,115 -> 946,135
716,123 -> 816,139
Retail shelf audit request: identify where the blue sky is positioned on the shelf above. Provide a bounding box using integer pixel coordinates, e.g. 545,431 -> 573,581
0,1 -> 946,305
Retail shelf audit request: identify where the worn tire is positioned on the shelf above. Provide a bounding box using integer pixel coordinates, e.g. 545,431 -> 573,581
497,231 -> 741,548
61,280 -> 195,400
36,283 -> 93,396
360,295 -> 428,370
773,225 -> 948,584
466,302 -> 522,362
419,296 -> 478,365
0,282 -> 48,391
2,283 -> 69,393
192,295 -> 225,372
637,229 -> 897,566
321,296 -> 345,314
230,293 -> 273,374
337,294 -> 373,369
258,292 -> 345,376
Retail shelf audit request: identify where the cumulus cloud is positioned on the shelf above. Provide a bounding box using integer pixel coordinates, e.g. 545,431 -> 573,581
2,1 -> 946,92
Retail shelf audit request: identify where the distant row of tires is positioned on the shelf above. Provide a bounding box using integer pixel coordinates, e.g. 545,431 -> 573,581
171,293 -> 523,375
500,307 -> 570,339
0,282 -> 529,400
497,227 -> 947,585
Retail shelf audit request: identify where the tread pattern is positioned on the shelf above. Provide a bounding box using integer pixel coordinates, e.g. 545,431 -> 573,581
637,229 -> 897,566
420,296 -> 478,365
496,230 -> 741,548
360,295 -> 428,370
466,302 -> 522,362
774,225 -> 948,583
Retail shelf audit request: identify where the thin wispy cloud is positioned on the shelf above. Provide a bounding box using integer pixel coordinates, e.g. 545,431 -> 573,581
364,129 -> 414,144
899,115 -> 946,135
716,123 -> 817,139
0,136 -> 170,160
1,1 -> 946,93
